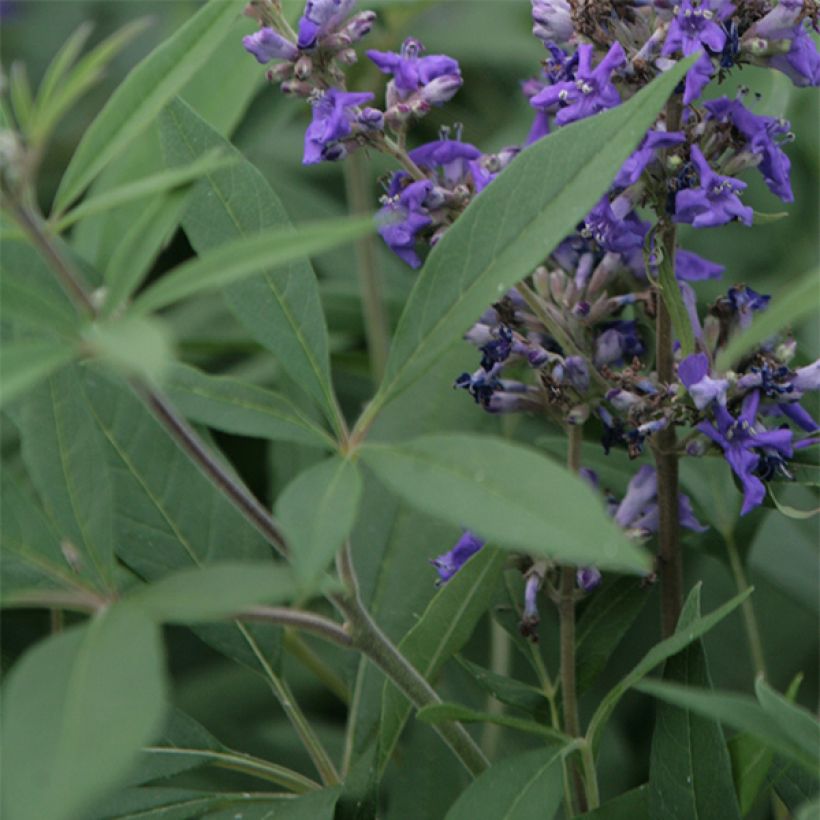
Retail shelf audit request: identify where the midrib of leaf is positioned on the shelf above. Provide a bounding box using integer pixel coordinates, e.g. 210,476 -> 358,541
2,533 -> 98,591
172,382 -> 335,448
49,378 -> 111,588
164,103 -> 342,438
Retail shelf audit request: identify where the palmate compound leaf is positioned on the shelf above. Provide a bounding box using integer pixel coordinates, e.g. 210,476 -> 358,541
53,0 -> 247,213
647,586 -> 741,819
360,433 -> 651,574
355,55 -> 695,431
158,96 -> 346,438
0,604 -> 166,820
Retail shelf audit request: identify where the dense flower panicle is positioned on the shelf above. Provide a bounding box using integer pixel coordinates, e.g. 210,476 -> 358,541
430,530 -> 484,584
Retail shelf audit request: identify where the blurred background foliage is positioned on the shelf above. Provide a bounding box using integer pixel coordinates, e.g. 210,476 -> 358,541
1,2 -> 818,817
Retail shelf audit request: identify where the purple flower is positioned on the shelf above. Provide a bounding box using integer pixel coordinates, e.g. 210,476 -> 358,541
614,465 -> 708,533
683,50 -> 717,104
678,353 -> 729,410
530,43 -> 625,125
613,130 -> 685,188
769,26 -> 820,88
675,145 -> 753,228
243,28 -> 299,64
377,178 -> 433,268
727,284 -> 770,329
367,38 -> 461,101
793,361 -> 820,395
532,0 -> 574,45
577,566 -> 602,591
409,139 -> 482,186
675,249 -> 725,281
431,530 -> 485,584
583,195 -> 649,255
594,320 -> 644,367
698,390 -> 793,514
297,0 -> 357,50
705,97 -> 794,202
663,0 -> 734,57
303,88 -> 373,164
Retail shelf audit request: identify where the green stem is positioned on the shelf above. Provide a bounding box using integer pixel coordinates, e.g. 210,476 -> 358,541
725,533 -> 767,678
344,151 -> 391,383
481,618 -> 512,757
561,425 -> 590,815
655,94 -> 684,639
579,740 -> 601,810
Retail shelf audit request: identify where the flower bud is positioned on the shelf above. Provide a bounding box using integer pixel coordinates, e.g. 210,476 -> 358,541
266,62 -> 294,82
343,11 -> 376,43
567,403 -> 591,425
337,48 -> 358,65
294,55 -> 313,80
357,107 -> 384,131
280,79 -> 313,96
420,74 -> 463,105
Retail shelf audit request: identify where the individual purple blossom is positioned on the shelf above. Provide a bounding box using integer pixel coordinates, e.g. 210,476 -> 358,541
367,38 -> 461,101
675,145 -> 753,228
614,465 -> 708,533
454,365 -> 503,407
662,0 -> 734,58
520,572 -> 542,640
303,88 -> 373,164
431,530 -> 485,584
577,566 -> 602,591
377,178 -> 433,268
594,320 -> 644,367
530,42 -> 625,125
768,26 -> 820,88
583,195 -> 649,255
698,390 -> 794,515
297,0 -> 357,50
705,97 -> 794,202
727,284 -> 770,329
243,28 -> 300,64
684,50 -> 718,104
678,353 -> 729,410
613,130 -> 685,188
532,0 -> 574,45
409,139 -> 482,187
793,362 -> 820,395
675,249 -> 725,281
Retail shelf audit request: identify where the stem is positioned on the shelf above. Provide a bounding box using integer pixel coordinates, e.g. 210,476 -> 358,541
373,133 -> 427,180
655,94 -> 684,639
344,151 -> 391,384
239,606 -> 352,648
579,740 -> 601,810
9,202 -> 96,316
725,533 -> 767,678
561,425 -> 588,815
481,618 -> 511,757
333,544 -> 489,777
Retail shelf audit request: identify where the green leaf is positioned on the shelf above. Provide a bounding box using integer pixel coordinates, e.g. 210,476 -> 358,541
634,682 -> 819,775
132,215 -> 373,315
768,758 -> 819,814
128,562 -> 300,623
8,61 -> 34,131
53,0 -> 245,212
32,20 -> 152,148
12,367 -> 116,590
768,485 -> 820,520
76,366 -> 282,677
752,210 -> 789,224
275,457 -> 363,588
52,150 -> 236,234
576,576 -> 649,696
659,245 -> 695,356
379,546 -> 506,770
716,266 -> 819,371
361,433 -> 650,573
357,57 -> 694,427
648,586 -> 741,819
730,732 -> 774,816
0,605 -> 166,820
586,583 -> 752,755
32,22 -> 94,119
582,785 -> 649,819
455,655 -> 551,719
755,678 -> 820,765
0,338 -> 78,408
418,703 -> 570,745
165,363 -> 335,450
202,787 -> 341,820
83,314 -> 174,384
158,97 -> 344,435
442,745 -> 568,820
